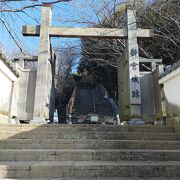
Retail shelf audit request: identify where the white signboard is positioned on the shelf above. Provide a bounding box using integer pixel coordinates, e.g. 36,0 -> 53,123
90,115 -> 99,122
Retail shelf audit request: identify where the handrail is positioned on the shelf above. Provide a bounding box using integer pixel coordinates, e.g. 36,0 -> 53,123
97,83 -> 108,98
92,89 -> 96,112
66,87 -> 77,118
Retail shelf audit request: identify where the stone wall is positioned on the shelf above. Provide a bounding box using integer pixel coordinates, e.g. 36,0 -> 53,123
17,70 -> 37,121
140,72 -> 155,121
0,49 -> 56,123
140,69 -> 162,122
118,54 -> 162,122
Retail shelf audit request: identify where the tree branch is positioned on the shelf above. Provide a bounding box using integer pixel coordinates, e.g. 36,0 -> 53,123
0,17 -> 25,54
0,0 -> 72,12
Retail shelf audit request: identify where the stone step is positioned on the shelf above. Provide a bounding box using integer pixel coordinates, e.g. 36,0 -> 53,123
74,106 -> 113,111
0,131 -> 179,140
0,139 -> 180,149
0,161 -> 180,178
0,149 -> 180,161
72,112 -> 113,116
0,124 -> 175,133
4,178 -> 180,180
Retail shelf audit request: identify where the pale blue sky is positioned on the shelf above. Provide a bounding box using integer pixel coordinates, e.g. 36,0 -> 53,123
0,0 -> 128,58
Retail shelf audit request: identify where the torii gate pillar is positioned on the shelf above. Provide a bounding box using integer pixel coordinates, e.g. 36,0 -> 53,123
33,4 -> 52,121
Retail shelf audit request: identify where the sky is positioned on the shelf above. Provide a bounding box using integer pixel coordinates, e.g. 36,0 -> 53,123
0,0 -> 128,59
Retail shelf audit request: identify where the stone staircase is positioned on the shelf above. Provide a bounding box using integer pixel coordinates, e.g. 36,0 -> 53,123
93,90 -> 113,116
0,124 -> 180,179
72,88 -> 114,123
73,88 -> 94,114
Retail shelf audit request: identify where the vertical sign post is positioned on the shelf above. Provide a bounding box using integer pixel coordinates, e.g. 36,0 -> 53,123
126,6 -> 141,118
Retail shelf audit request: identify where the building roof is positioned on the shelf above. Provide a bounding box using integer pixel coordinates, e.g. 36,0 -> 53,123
159,60 -> 180,79
0,52 -> 19,77
159,60 -> 180,84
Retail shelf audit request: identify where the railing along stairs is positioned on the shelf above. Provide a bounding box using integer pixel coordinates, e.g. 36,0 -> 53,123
66,87 -> 77,124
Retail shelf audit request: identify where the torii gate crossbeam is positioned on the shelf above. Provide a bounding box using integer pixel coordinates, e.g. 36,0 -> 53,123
23,26 -> 153,39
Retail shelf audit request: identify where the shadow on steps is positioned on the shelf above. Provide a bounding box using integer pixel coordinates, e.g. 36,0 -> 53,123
0,124 -> 180,179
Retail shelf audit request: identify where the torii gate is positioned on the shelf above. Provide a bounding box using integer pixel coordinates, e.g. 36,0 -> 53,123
22,3 -> 154,121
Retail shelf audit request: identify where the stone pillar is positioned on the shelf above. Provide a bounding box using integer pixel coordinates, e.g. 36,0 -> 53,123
118,50 -> 131,121
33,4 -> 52,121
126,6 -> 141,119
151,62 -> 157,72
128,0 -> 145,6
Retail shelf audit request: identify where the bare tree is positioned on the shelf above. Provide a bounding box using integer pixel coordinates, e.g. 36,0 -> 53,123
0,0 -> 71,55
137,0 -> 180,64
1,0 -> 179,64
74,0 -> 179,98
54,46 -> 79,122
79,0 -> 179,68
55,46 -> 78,97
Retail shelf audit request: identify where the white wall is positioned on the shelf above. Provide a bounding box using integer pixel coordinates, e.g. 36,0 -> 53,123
163,75 -> 180,108
0,58 -> 18,123
0,57 -> 38,123
0,71 -> 12,116
159,67 -> 180,116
